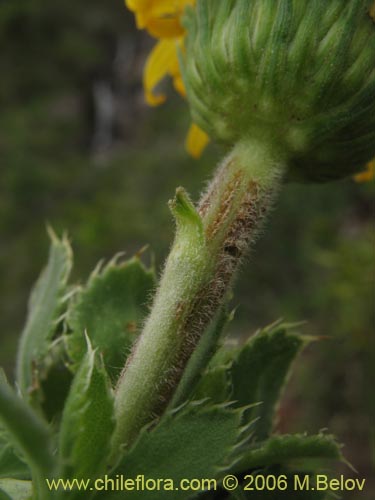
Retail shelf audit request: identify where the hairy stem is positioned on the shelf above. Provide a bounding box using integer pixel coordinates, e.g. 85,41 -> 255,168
111,138 -> 287,459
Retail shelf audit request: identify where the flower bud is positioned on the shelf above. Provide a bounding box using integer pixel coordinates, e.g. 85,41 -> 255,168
181,0 -> 375,181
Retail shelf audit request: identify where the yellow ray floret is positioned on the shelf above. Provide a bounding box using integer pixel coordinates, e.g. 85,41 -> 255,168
354,160 -> 375,183
126,1 -> 374,172
126,0 -> 193,37
185,123 -> 211,159
126,0 -> 193,102
370,1 -> 375,20
125,0 -> 209,157
143,39 -> 183,106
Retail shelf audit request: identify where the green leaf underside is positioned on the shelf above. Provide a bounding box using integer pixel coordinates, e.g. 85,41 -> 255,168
0,381 -> 54,481
108,403 -> 247,500
0,479 -> 32,500
67,257 -> 155,380
16,230 -> 72,396
234,434 -> 343,473
231,323 -> 307,440
59,342 -> 115,480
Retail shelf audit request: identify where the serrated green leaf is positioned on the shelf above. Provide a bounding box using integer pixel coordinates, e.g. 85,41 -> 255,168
0,437 -> 29,480
66,256 -> 155,380
230,469 -> 330,500
193,365 -> 231,403
171,306 -> 231,407
231,322 -> 307,441
0,479 -> 32,500
59,340 -> 115,481
0,372 -> 29,480
234,434 -> 343,473
107,402 -> 247,500
16,229 -> 72,397
0,380 -> 55,479
37,339 -> 73,422
209,343 -> 241,369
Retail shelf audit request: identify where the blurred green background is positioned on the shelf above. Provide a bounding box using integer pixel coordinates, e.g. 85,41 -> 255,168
0,1 -> 374,497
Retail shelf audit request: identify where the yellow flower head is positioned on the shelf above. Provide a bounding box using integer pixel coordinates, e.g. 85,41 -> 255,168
126,0 -> 375,179
354,160 -> 375,183
125,0 -> 209,158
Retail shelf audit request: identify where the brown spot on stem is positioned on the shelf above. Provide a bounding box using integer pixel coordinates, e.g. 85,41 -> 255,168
126,321 -> 137,333
151,178 -> 277,417
205,170 -> 243,240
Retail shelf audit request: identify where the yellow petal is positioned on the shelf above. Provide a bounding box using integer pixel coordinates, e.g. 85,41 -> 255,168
125,0 -> 149,10
150,0 -> 186,14
354,160 -> 375,183
145,16 -> 185,38
125,0 -> 151,28
185,123 -> 210,158
169,39 -> 186,96
143,39 -> 178,106
127,0 -> 194,37
168,40 -> 182,74
173,73 -> 186,97
370,2 -> 375,20
150,0 -> 195,16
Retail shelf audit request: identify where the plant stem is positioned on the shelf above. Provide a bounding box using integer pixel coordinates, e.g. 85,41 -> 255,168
111,137 -> 287,459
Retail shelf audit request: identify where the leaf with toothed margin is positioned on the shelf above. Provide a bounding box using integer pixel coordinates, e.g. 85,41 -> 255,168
66,256 -> 155,381
106,402 -> 253,500
0,479 -> 32,500
233,433 -> 344,474
230,321 -> 310,441
16,228 -> 72,398
58,339 -> 115,480
193,365 -> 232,403
229,467 -> 330,499
0,371 -> 29,480
0,433 -> 30,480
37,338 -> 74,422
0,378 -> 55,479
220,441 -> 341,500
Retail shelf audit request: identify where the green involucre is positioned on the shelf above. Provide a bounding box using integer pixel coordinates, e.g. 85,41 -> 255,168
182,0 -> 375,181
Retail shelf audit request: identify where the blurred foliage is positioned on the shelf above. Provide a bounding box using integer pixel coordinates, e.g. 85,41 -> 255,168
0,1 -> 374,497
